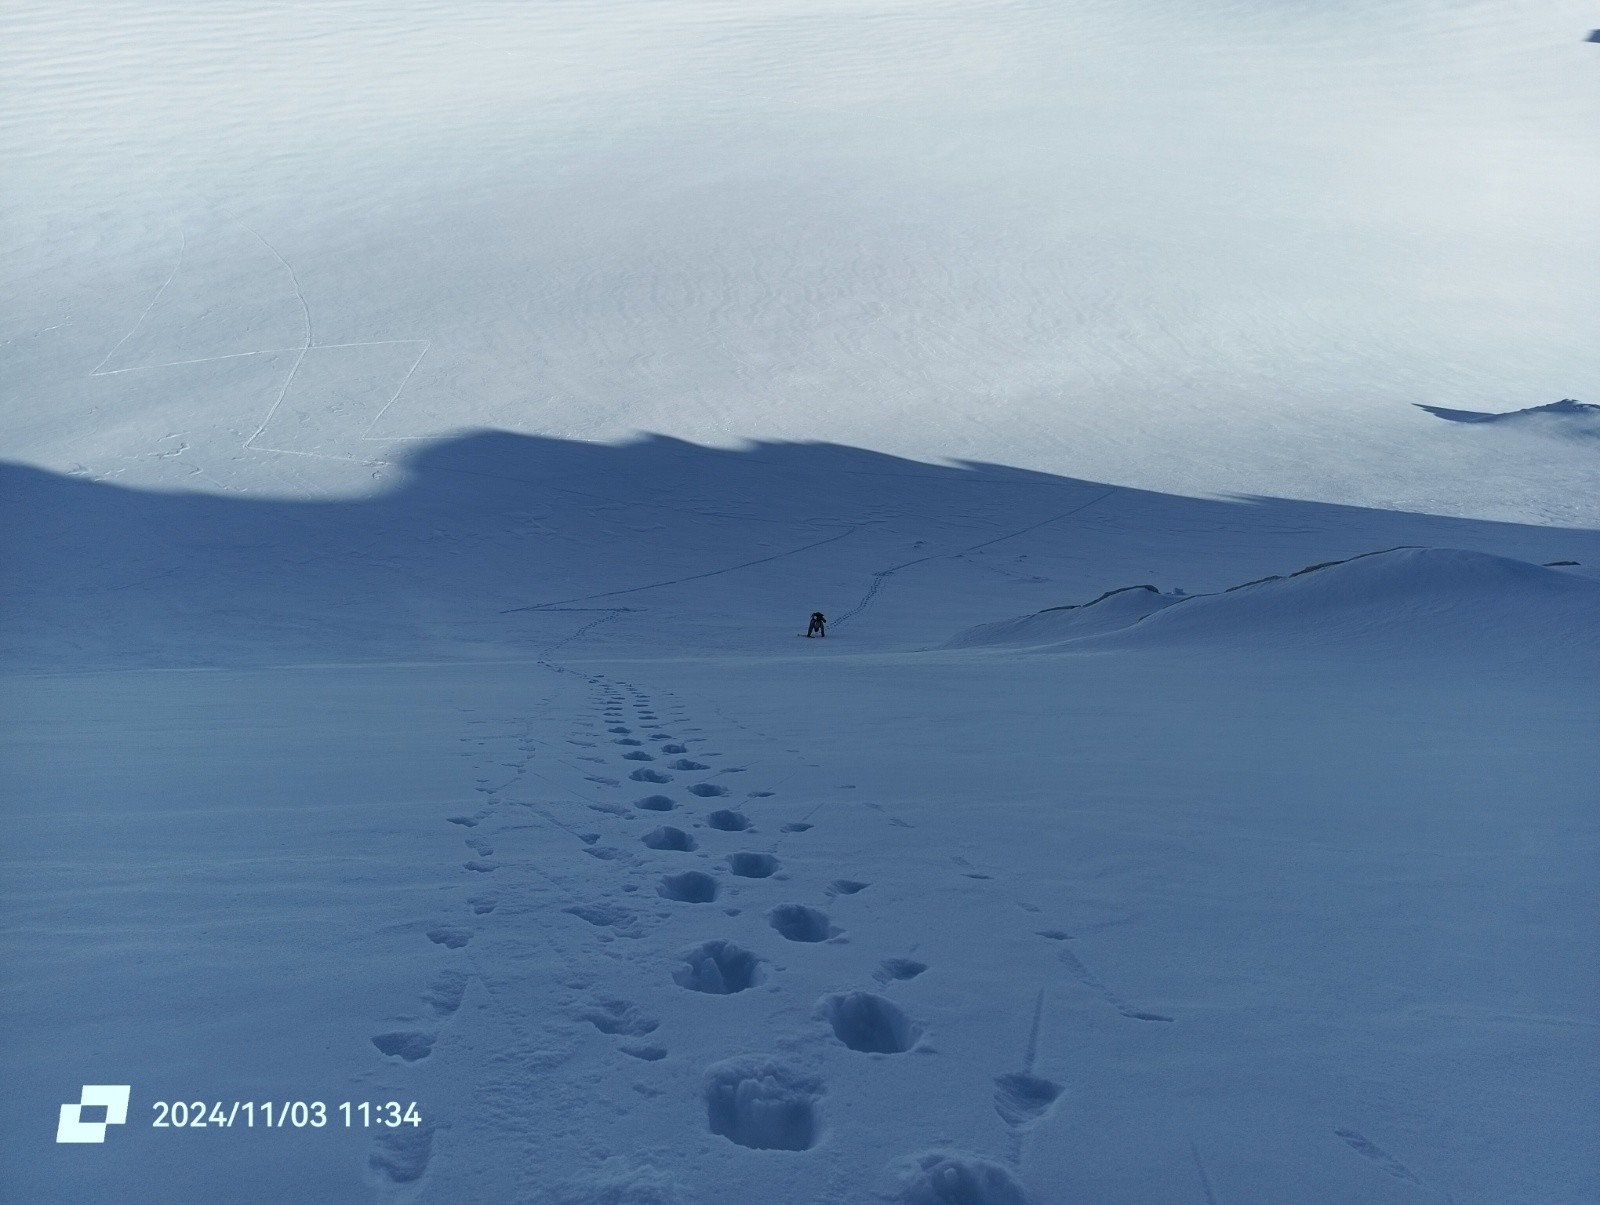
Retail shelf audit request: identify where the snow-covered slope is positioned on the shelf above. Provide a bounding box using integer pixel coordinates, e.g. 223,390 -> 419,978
5,433 -> 1595,672
1105,546 -> 1600,657
5,434 -> 1598,1202
951,547 -> 1600,661
945,585 -> 1182,648
4,2 -> 1598,1202
3,0 -> 1598,522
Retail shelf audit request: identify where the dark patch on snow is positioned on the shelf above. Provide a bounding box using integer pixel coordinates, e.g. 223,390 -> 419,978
1415,397 -> 1597,430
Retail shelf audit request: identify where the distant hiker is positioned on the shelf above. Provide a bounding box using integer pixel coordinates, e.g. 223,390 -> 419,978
806,611 -> 827,638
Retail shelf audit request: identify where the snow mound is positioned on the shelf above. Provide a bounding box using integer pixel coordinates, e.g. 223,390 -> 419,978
1098,547 -> 1600,657
945,584 -> 1182,648
950,548 -> 1600,660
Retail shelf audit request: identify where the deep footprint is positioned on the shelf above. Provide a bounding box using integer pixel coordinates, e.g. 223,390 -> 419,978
704,1058 -> 822,1151
369,1125 -> 435,1185
993,1073 -> 1064,1128
372,1031 -> 435,1061
674,940 -> 764,994
658,871 -> 720,903
424,969 -> 470,1017
895,1151 -> 1028,1205
622,1044 -> 669,1061
819,992 -> 922,1053
770,904 -> 838,943
579,999 -> 660,1036
877,958 -> 928,982
706,809 -> 751,831
728,853 -> 780,878
641,825 -> 696,851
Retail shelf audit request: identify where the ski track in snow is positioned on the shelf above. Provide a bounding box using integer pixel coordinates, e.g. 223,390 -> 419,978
1190,1137 -> 1221,1205
1334,1128 -> 1449,1200
86,211 -> 434,469
501,525 -> 862,615
833,488 -> 1118,629
1054,945 -> 1174,1024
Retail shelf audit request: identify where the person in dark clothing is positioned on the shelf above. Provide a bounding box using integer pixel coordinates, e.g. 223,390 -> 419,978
806,611 -> 827,638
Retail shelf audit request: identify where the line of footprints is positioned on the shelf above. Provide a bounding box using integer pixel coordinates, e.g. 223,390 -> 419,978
368,679 -> 1080,1200
362,678 -> 1073,1198
369,678 -> 1454,1202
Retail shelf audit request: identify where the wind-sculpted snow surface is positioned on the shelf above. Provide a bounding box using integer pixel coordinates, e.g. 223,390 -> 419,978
945,584 -> 1182,648
4,425 -> 1599,1202
1099,547 -> 1600,657
953,548 -> 1600,662
8,1 -> 1598,523
7,433 -> 1597,673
